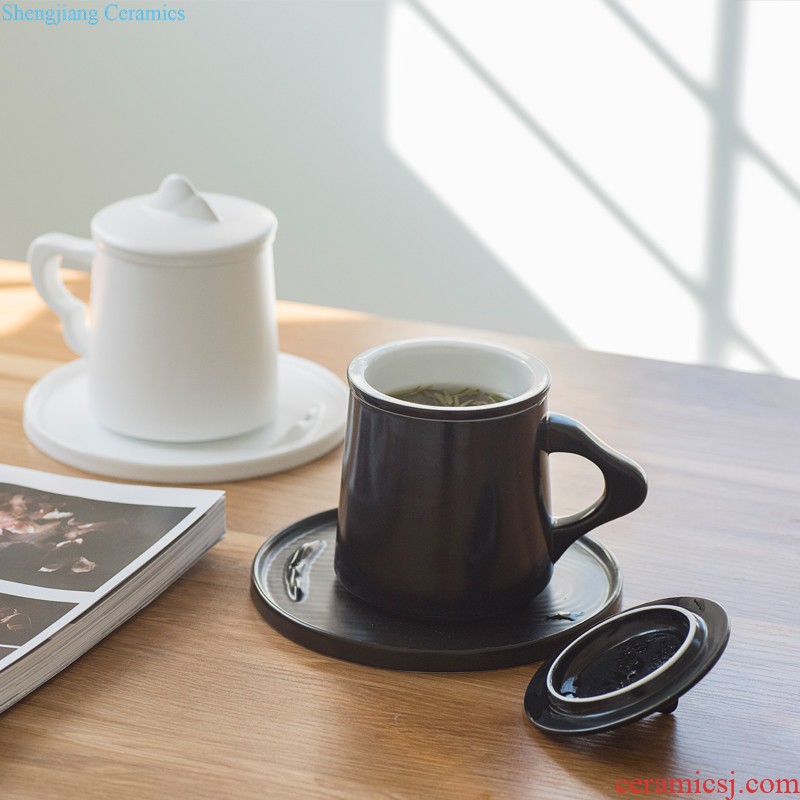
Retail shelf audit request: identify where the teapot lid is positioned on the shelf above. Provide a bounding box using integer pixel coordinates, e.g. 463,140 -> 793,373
91,174 -> 277,259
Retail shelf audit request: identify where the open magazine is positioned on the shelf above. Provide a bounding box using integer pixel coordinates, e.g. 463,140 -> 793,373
0,464 -> 225,714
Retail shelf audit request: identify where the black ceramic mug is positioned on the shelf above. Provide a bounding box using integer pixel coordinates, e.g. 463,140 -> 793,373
335,338 -> 647,621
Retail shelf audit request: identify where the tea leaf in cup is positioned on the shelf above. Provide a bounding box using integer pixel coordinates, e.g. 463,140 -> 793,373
390,384 -> 511,407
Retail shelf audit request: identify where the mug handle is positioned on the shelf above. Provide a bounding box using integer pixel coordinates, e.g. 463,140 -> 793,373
28,233 -> 95,356
542,412 -> 648,561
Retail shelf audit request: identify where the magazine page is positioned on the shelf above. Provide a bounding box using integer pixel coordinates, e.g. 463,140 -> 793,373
0,465 -> 223,674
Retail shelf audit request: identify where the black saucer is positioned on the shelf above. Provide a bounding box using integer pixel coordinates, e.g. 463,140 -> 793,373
251,509 -> 622,671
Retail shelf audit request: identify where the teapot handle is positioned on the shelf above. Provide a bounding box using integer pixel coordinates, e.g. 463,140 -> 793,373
28,233 -> 95,356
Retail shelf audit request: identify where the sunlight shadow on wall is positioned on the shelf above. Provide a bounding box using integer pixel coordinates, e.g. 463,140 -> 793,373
386,0 -> 706,363
385,0 -> 799,377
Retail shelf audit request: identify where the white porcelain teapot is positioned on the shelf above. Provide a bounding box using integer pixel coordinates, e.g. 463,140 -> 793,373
28,174 -> 279,443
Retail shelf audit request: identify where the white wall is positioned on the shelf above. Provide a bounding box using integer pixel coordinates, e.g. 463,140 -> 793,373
1,0 -> 798,377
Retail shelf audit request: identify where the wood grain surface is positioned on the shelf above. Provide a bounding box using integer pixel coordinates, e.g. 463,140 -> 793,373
0,260 -> 798,799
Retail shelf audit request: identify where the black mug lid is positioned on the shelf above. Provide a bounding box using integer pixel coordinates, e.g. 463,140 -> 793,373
524,596 -> 729,735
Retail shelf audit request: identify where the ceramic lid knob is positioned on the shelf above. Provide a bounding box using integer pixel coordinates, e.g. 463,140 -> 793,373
145,174 -> 221,222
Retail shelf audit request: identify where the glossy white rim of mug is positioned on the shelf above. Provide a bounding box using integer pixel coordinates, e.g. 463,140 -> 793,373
347,337 -> 551,413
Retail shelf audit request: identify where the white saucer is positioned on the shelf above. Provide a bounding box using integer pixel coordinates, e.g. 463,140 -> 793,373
23,354 -> 349,483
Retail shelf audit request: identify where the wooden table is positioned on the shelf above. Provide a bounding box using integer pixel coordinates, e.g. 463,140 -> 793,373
0,259 -> 798,799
